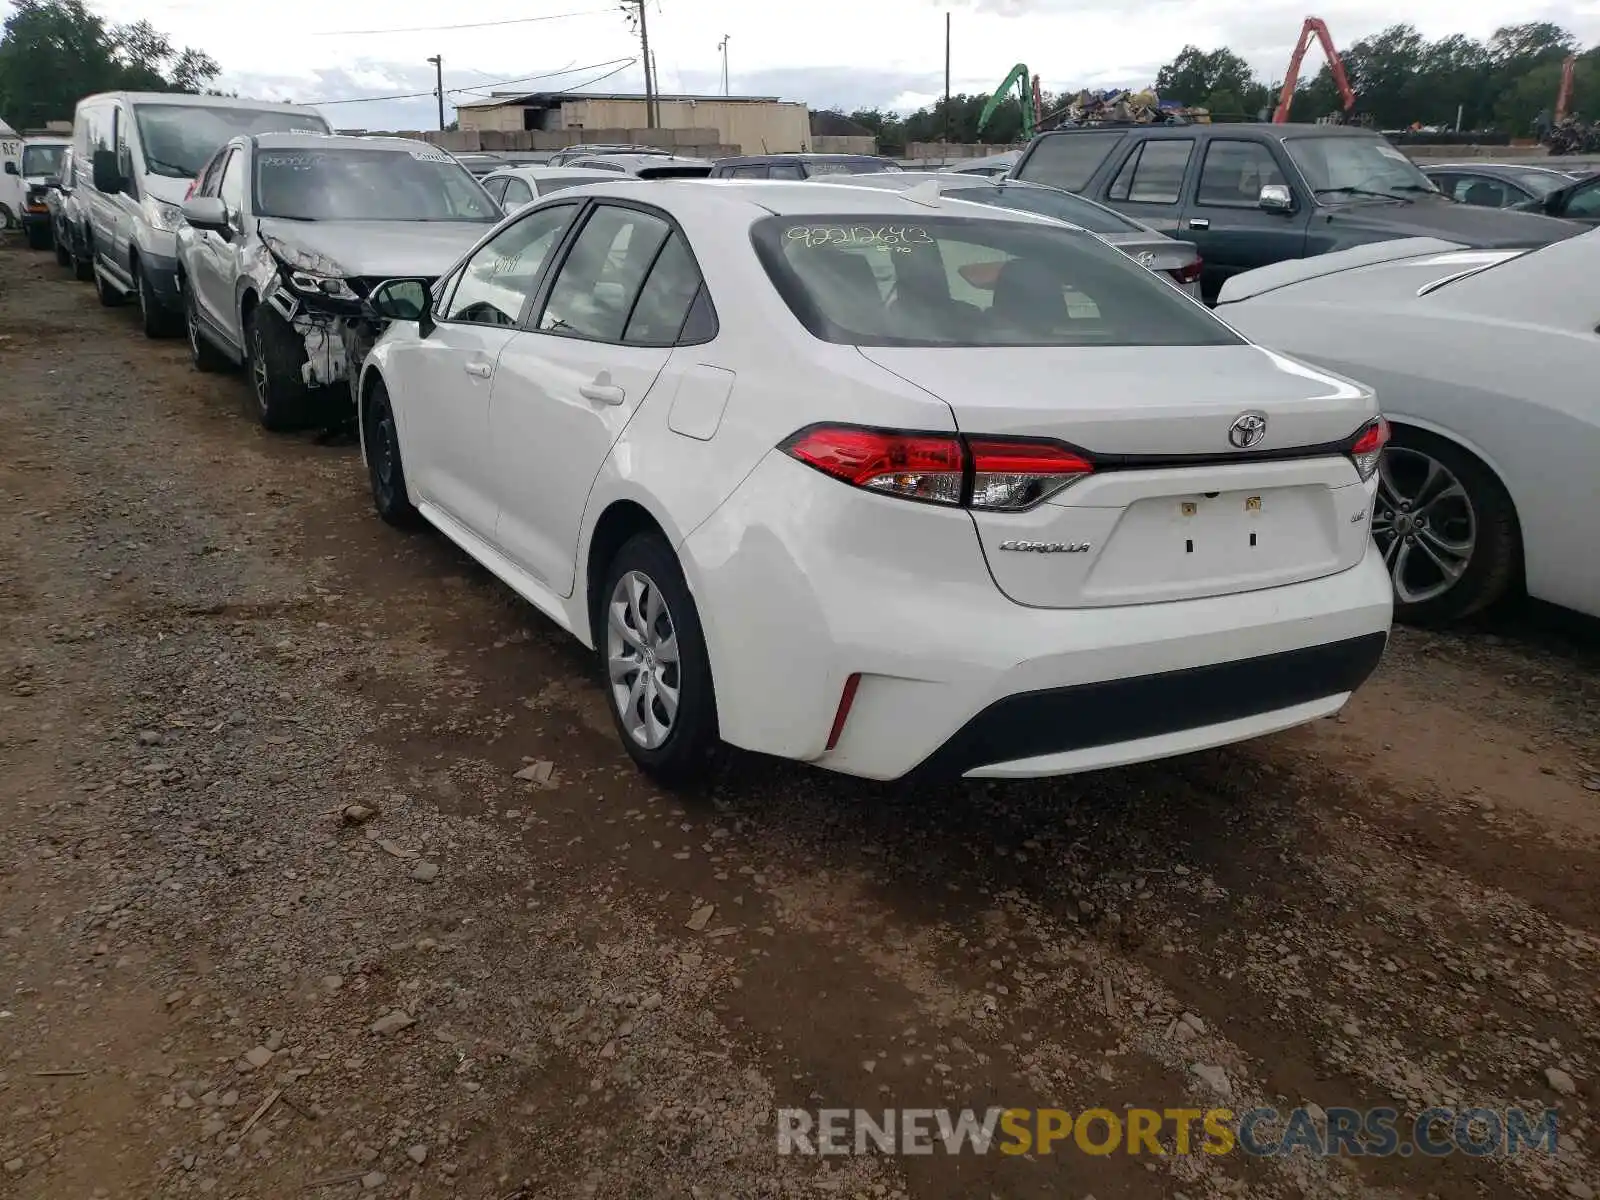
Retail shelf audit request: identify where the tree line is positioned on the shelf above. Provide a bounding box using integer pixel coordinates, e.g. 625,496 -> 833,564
832,21 -> 1593,151
0,0 -> 219,131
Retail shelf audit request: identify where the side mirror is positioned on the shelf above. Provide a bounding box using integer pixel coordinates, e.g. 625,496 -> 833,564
1258,183 -> 1294,213
366,278 -> 434,336
3,161 -> 17,177
181,196 -> 231,236
92,148 -> 122,194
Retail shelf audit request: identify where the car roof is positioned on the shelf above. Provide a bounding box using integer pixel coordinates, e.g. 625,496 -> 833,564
569,178 -> 1069,225
569,153 -> 711,169
718,153 -> 890,164
484,166 -> 629,180
78,92 -> 323,115
1032,121 -> 1374,139
1426,162 -> 1572,176
251,132 -> 441,153
23,136 -> 70,146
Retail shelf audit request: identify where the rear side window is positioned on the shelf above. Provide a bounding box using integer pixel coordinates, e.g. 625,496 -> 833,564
751,216 -> 1238,349
539,205 -> 672,341
1107,140 -> 1193,204
1015,132 -> 1125,192
623,232 -> 713,346
1196,140 -> 1287,205
482,176 -> 509,202
727,165 -> 768,179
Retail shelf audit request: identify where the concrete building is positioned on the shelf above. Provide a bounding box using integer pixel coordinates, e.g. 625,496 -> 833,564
455,91 -> 810,155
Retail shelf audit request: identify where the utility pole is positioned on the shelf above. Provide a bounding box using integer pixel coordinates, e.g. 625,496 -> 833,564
943,12 -> 952,149
633,1 -> 657,129
426,55 -> 444,130
718,34 -> 730,97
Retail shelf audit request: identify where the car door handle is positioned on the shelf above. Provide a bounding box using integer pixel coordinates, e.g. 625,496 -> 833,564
463,361 -> 492,379
579,379 -> 625,405
1187,218 -> 1210,230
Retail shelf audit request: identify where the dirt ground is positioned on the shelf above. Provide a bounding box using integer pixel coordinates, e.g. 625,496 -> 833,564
1,232 -> 1597,1200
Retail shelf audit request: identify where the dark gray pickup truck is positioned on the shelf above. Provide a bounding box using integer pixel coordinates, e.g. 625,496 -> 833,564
1010,123 -> 1581,301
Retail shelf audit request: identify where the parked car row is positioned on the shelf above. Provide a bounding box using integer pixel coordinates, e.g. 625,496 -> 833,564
17,98 -> 1595,789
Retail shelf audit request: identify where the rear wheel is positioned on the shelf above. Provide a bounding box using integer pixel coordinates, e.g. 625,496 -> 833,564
93,261 -> 124,307
362,378 -> 418,527
244,306 -> 312,432
24,223 -> 51,251
184,285 -> 230,373
136,264 -> 181,338
72,233 -> 94,282
599,533 -> 720,786
1373,428 -> 1520,626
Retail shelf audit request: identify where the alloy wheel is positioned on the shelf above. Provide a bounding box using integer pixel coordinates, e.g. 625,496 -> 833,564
1372,446 -> 1476,605
187,301 -> 202,360
250,326 -> 270,413
605,570 -> 681,750
373,407 -> 399,499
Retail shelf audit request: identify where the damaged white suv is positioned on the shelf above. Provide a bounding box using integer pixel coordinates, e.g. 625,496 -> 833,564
176,133 -> 502,430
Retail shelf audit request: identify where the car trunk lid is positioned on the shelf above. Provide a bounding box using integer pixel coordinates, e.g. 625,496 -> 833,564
858,343 -> 1378,608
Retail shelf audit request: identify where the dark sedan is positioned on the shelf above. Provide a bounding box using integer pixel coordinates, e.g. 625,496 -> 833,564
1423,162 -> 1576,209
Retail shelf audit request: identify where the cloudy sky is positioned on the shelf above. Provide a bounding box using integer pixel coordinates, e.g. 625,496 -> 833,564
15,0 -> 1600,130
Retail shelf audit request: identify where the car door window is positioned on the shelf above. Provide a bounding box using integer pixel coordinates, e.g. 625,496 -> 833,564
1018,132 -> 1125,191
769,163 -> 805,180
623,232 -> 711,345
1195,140 -> 1288,205
1456,176 -> 1512,207
439,203 -> 576,327
728,165 -> 768,179
217,149 -> 245,215
482,176 -> 509,202
1106,140 -> 1193,204
538,205 -> 671,341
1561,180 -> 1600,218
502,177 -> 533,207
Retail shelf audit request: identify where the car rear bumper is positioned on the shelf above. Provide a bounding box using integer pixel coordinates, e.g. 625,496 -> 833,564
680,452 -> 1394,781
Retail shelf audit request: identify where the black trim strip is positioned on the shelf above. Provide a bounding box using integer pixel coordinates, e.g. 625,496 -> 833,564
911,632 -> 1388,780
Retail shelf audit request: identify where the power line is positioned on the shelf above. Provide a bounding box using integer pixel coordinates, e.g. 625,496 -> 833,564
312,57 -> 638,106
313,7 -> 615,36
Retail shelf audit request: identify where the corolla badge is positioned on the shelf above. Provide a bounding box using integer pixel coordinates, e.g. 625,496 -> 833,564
1227,411 -> 1268,449
998,540 -> 1092,553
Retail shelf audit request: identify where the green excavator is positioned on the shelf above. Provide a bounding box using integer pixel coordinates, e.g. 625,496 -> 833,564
976,64 -> 1042,141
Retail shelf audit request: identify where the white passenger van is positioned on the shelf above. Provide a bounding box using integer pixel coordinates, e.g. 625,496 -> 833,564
74,92 -> 329,336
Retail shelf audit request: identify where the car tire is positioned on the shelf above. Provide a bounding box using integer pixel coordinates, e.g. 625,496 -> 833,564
598,532 -> 720,787
184,286 -> 230,373
54,232 -> 71,267
93,261 -> 124,307
1374,427 -> 1520,626
73,236 -> 94,282
243,306 -> 312,432
24,224 -> 51,251
136,265 -> 182,338
362,378 -> 419,527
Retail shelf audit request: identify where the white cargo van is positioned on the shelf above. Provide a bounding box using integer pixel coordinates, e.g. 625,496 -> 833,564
0,119 -> 23,229
75,92 -> 329,336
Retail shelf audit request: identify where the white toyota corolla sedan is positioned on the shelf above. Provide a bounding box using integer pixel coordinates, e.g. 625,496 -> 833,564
356,180 -> 1394,785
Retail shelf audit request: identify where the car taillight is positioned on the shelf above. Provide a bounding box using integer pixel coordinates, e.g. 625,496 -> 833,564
1349,416 -> 1390,482
781,425 -> 1093,511
1168,258 -> 1203,286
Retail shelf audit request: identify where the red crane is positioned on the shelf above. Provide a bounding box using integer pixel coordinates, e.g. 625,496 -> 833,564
1273,17 -> 1355,123
1555,54 -> 1577,123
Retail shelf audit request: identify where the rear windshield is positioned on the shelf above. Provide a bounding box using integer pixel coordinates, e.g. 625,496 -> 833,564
22,143 -> 66,177
1513,170 -> 1570,197
806,159 -> 896,176
254,147 -> 500,222
752,215 -> 1237,348
1015,132 -> 1126,191
942,183 -> 1143,234
133,104 -> 330,179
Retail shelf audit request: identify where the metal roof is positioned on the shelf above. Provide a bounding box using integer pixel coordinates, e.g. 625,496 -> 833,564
456,91 -> 785,110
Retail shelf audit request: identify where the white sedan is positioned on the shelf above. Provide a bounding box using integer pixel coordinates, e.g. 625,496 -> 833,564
1217,234 -> 1600,624
356,181 -> 1393,784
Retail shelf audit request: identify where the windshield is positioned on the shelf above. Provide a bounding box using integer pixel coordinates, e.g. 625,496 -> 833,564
806,159 -> 895,176
22,144 -> 65,177
752,216 -> 1237,348
1285,135 -> 1438,200
944,183 -> 1143,235
254,147 -> 501,222
1514,170 -> 1570,197
133,105 -> 329,179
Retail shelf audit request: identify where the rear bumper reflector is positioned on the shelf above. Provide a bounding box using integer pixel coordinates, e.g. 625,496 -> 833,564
825,672 -> 862,752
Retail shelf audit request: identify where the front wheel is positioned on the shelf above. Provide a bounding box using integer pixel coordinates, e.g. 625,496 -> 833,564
53,230 -> 71,267
1372,429 -> 1520,626
93,262 -> 124,307
184,286 -> 230,373
599,534 -> 720,786
137,266 -> 181,338
362,378 -> 419,527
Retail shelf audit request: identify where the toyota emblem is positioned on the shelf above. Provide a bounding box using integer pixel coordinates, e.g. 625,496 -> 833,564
1228,411 -> 1268,449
